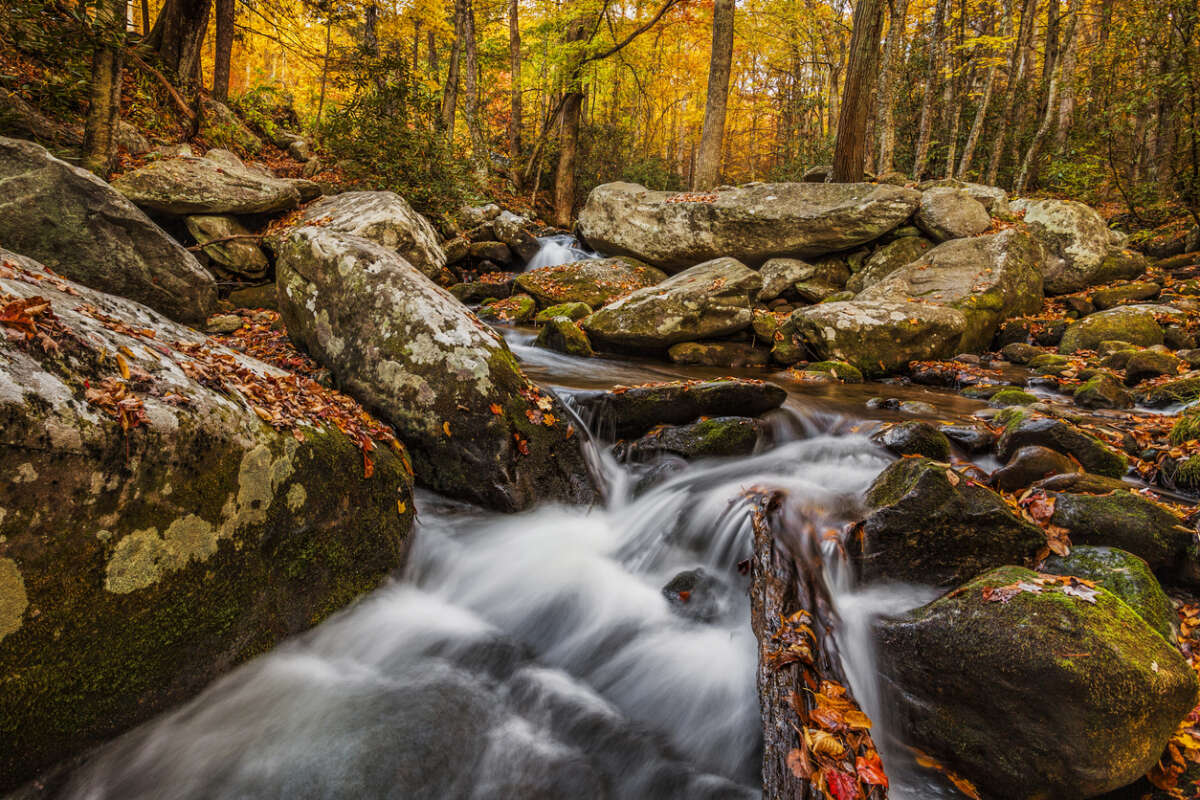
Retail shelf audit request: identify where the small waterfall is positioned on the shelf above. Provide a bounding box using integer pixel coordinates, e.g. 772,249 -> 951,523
524,234 -> 601,271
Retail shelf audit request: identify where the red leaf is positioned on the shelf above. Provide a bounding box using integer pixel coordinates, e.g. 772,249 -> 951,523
825,768 -> 858,800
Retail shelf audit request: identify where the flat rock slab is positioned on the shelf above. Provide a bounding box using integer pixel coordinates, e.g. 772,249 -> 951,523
112,155 -> 300,215
576,181 -> 922,272
572,378 -> 787,439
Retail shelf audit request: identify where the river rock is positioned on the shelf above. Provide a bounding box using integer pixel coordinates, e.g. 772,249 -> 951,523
515,257 -> 667,309
1090,281 -> 1161,310
917,179 -> 1012,215
757,257 -> 820,302
1124,349 -> 1183,384
871,420 -> 952,460
491,216 -> 540,263
1042,546 -> 1175,641
576,181 -> 922,272
111,154 -> 300,215
581,257 -> 760,352
1059,305 -> 1165,353
855,458 -> 1045,586
297,191 -> 448,280
534,316 -> 594,357
990,445 -> 1078,491
662,568 -> 727,624
276,226 -> 596,511
878,565 -> 1197,799
617,416 -> 765,461
996,415 -> 1128,477
0,250 -> 414,790
1137,373 -> 1200,407
449,273 -> 516,304
914,186 -> 992,242
856,228 -> 1044,351
572,378 -> 787,439
1013,197 -> 1148,294
1073,373 -> 1134,409
845,236 -> 933,294
666,341 -> 770,368
534,301 -> 593,323
0,137 -> 217,323
184,214 -> 269,278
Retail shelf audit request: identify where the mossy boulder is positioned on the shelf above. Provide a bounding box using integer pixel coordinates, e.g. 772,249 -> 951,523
514,257 -> 667,309
999,341 -> 1040,364
794,359 -> 864,383
276,227 -> 596,511
534,301 -> 593,323
871,421 -> 952,459
1059,306 -> 1164,353
534,317 -> 594,357
997,416 -> 1128,477
617,416 -> 765,461
855,458 -> 1045,586
1124,349 -> 1183,385
1042,546 -> 1175,641
989,387 -> 1038,407
1170,408 -> 1200,445
877,566 -> 1197,799
990,445 -> 1078,491
0,252 -> 414,790
1137,373 -> 1200,407
1074,373 -> 1134,409
479,293 -> 536,323
1090,281 -> 1161,310
572,378 -> 787,439
666,341 -> 770,367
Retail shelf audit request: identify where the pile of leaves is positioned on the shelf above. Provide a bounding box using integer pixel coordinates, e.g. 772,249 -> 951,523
1149,602 -> 1200,796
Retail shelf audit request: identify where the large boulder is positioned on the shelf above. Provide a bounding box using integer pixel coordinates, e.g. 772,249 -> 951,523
1041,546 -> 1175,642
914,186 -> 992,242
581,257 -> 760,352
111,153 -> 300,215
0,137 -> 216,323
0,250 -> 414,790
571,378 -> 787,439
514,257 -> 667,309
296,191 -> 448,281
996,414 -> 1128,477
857,228 -> 1044,351
184,214 -> 269,279
1059,305 -> 1165,353
845,236 -> 933,294
1013,198 -> 1147,294
878,566 -> 1198,799
576,181 -> 921,272
854,458 -> 1045,586
276,226 -> 596,511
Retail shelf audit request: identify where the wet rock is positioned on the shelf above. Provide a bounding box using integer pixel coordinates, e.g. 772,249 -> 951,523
1000,341 -> 1040,364
582,258 -> 760,352
618,417 -> 765,461
855,458 -> 1045,586
0,137 -> 217,322
661,568 -> 726,624
1090,281 -> 1161,310
112,152 -> 299,215
490,216 -> 541,263
997,416 -> 1128,477
1034,471 -> 1130,494
1124,349 -> 1183,384
1059,305 -> 1164,353
534,301 -> 593,323
576,181 -> 922,272
791,359 -> 864,384
0,251 -> 415,789
846,236 -> 933,294
297,191 -> 448,280
479,294 -> 536,323
470,240 -> 514,265
898,400 -> 939,415
276,226 -> 596,511
515,257 -> 667,309
1074,373 -> 1134,409
185,214 -> 269,279
871,421 -> 952,460
990,445 -> 1078,491
450,273 -> 517,304
878,566 -> 1197,799
572,378 -> 787,439
667,341 -> 770,368
914,186 -> 992,242
1042,546 -> 1175,641
988,387 -> 1038,407
939,422 -> 998,453
1013,197 -> 1148,294
534,317 -> 594,357
1137,373 -> 1200,407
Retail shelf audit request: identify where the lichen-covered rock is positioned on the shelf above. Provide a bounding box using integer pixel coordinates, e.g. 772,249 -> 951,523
0,251 -> 414,790
111,154 -> 300,215
855,458 -> 1045,586
534,317 -> 594,357
534,301 -> 593,323
757,257 -> 819,302
479,293 -> 536,323
276,226 -> 596,511
917,179 -> 1013,215
1074,373 -> 1134,409
297,191 -> 448,280
1059,305 -> 1165,353
997,415 -> 1128,477
1042,546 -> 1175,641
572,378 -> 787,439
514,257 -> 667,309
0,137 -> 216,323
616,416 -> 765,461
775,300 -> 968,375
878,566 -> 1197,799
871,421 -> 952,460
990,445 -> 1078,491
846,236 -> 933,294
576,181 -> 922,272
581,257 -> 760,352
914,186 -> 992,242
857,228 -> 1045,352
1013,197 -> 1148,294
1090,281 -> 1161,310
988,387 -> 1039,407
1124,349 -> 1183,385
184,214 -> 269,279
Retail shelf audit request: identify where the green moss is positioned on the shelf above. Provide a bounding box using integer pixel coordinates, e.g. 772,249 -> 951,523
1139,376 -> 1200,407
534,301 -> 592,323
807,360 -> 864,383
1171,409 -> 1200,445
993,406 -> 1033,430
989,388 -> 1038,407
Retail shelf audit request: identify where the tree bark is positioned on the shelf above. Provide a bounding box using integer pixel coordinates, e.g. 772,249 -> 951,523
508,0 -> 523,169
693,0 -> 735,190
875,0 -> 910,176
211,0 -> 234,102
1015,0 -> 1079,193
985,0 -> 1035,184
463,0 -> 486,176
832,0 -> 887,182
364,3 -> 379,55
1050,1 -> 1080,154
147,0 -> 211,86
912,0 -> 949,178
958,0 -> 1009,179
81,0 -> 126,176
440,0 -> 466,133
316,17 -> 331,123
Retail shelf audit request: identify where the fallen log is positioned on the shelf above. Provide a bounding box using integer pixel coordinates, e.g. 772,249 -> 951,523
748,489 -> 889,800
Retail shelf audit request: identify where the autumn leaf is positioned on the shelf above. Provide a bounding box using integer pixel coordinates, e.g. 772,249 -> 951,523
489,403 -> 503,415
443,421 -> 452,437
786,747 -> 811,778
856,751 -> 888,787
823,767 -> 858,800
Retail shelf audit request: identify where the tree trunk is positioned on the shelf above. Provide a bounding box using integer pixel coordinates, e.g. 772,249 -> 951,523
912,0 -> 949,178
211,0 -> 234,101
553,90 -> 584,227
508,0 -> 523,169
364,3 -> 379,55
986,0 -> 1035,184
463,0 -> 486,176
81,0 -> 126,176
412,20 -> 422,73
1050,1 -> 1080,154
958,0 -> 1009,178
875,0 -> 910,175
147,0 -> 211,86
1015,0 -> 1079,193
427,30 -> 438,77
693,0 -> 735,190
316,17 -> 331,123
832,0 -> 887,182
440,0 -> 466,133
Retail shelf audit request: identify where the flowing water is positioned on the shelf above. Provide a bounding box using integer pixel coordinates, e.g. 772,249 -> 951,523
56,328 -> 985,800
523,234 -> 602,271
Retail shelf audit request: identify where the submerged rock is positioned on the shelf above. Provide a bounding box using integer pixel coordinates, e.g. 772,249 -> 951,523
667,341 -> 769,368
515,257 -> 667,309
572,378 -> 787,439
0,250 -> 414,789
990,445 -> 1078,491
1014,197 -> 1148,294
576,181 -> 921,272
276,226 -> 597,511
0,137 -> 217,322
662,568 -> 728,624
112,153 -> 300,215
878,565 -> 1197,799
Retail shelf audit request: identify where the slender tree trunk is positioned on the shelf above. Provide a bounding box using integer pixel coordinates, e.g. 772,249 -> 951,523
912,0 -> 949,178
140,0 -> 150,34
959,0 -> 1009,178
1015,0 -> 1079,193
147,0 -> 211,86
986,0 -> 1034,184
440,0 -> 466,133
427,30 -> 438,77
508,0 -> 523,169
693,0 -> 735,190
1051,3 -> 1080,154
211,0 -> 234,101
364,3 -> 379,55
82,0 -> 126,176
463,0 -> 486,176
875,0 -> 910,175
553,16 -> 589,228
832,0 -> 887,182
412,20 -> 422,72
315,17 -> 331,123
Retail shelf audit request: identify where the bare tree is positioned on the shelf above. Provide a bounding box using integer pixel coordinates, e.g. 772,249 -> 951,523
912,0 -> 949,178
831,0 -> 887,182
693,0 -> 735,190
211,0 -> 235,101
440,0 -> 466,133
463,0 -> 486,176
875,0 -> 910,175
1015,0 -> 1080,192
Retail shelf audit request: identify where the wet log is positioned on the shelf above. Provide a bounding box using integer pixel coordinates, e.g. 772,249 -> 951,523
748,489 -> 888,800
